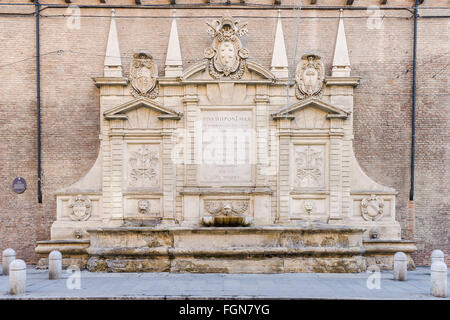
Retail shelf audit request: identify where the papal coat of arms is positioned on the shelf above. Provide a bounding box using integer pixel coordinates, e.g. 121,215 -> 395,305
130,52 -> 159,99
204,13 -> 249,79
295,54 -> 325,100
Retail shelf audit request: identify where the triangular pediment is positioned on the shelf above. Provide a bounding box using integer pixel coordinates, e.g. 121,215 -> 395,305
272,97 -> 349,120
181,61 -> 275,82
104,97 -> 182,120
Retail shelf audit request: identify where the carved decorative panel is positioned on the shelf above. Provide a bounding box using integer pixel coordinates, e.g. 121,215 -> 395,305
204,200 -> 249,216
293,145 -> 325,188
124,197 -> 162,218
127,144 -> 160,188
290,197 -> 327,220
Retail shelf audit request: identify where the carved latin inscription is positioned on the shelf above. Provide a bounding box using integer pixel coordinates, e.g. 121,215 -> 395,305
199,110 -> 253,184
294,145 -> 325,188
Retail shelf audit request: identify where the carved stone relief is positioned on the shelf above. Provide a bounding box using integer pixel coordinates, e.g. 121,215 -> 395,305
68,195 -> 91,221
130,52 -> 159,99
204,14 -> 249,79
128,145 -> 160,188
294,145 -> 325,188
137,199 -> 150,214
204,200 -> 249,216
201,200 -> 252,227
295,54 -> 324,100
361,195 -> 384,221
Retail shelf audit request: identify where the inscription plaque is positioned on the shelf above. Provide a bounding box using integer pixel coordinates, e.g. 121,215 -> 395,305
12,177 -> 26,194
199,109 -> 253,185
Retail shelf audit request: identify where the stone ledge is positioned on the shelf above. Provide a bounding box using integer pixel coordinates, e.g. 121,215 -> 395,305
363,240 -> 417,270
87,246 -> 364,257
87,225 -> 366,234
93,77 -> 129,87
35,240 -> 91,270
179,187 -> 273,195
325,76 -> 360,87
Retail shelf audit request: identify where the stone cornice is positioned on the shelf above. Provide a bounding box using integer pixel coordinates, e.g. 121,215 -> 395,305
325,76 -> 360,87
180,187 -> 273,195
272,97 -> 350,120
93,77 -> 129,87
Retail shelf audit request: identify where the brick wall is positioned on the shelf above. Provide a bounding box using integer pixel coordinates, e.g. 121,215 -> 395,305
0,0 -> 448,266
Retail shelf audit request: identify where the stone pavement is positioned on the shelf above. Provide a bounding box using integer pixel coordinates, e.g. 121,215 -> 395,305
0,267 -> 448,300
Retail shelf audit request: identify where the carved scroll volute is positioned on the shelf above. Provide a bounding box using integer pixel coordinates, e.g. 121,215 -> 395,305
204,13 -> 249,79
295,54 -> 325,100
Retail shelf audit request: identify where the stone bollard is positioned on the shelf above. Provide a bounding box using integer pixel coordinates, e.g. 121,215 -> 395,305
393,252 -> 407,281
430,261 -> 447,298
431,250 -> 445,264
48,250 -> 62,280
2,248 -> 16,276
9,259 -> 26,295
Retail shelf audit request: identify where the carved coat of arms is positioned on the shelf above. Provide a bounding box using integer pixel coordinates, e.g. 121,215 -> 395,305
204,14 -> 249,79
68,194 -> 91,221
130,52 -> 159,99
295,54 -> 324,100
361,195 -> 384,221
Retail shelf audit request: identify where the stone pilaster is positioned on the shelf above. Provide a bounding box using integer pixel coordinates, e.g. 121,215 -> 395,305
182,91 -> 199,187
277,118 -> 291,223
109,124 -> 124,224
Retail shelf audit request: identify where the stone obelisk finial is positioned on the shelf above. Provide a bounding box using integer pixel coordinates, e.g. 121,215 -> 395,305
104,9 -> 122,77
165,10 -> 183,77
332,9 -> 351,77
271,11 -> 289,78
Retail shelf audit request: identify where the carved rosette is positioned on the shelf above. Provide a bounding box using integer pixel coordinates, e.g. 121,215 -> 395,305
130,52 -> 159,99
202,200 -> 252,226
295,54 -> 324,100
68,195 -> 91,221
361,195 -> 384,221
204,14 -> 249,79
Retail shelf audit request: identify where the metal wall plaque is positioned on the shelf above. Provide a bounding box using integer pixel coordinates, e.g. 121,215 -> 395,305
12,177 -> 26,194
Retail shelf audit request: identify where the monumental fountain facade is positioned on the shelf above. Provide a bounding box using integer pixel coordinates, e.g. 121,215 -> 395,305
35,11 -> 416,273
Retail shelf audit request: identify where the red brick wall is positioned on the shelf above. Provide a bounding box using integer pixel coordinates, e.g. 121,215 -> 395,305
0,0 -> 448,266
